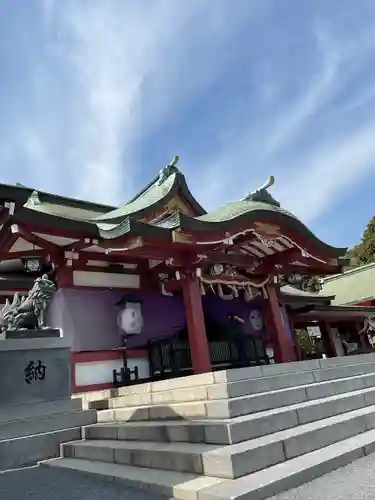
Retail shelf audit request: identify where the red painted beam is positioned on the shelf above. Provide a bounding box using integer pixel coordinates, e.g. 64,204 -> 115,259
11,225 -> 62,255
63,239 -> 94,251
0,249 -> 47,261
0,208 -> 10,225
78,251 -> 142,265
113,243 -> 259,269
71,261 -> 140,275
163,278 -> 183,294
249,248 -> 301,275
13,221 -> 95,240
0,221 -> 22,254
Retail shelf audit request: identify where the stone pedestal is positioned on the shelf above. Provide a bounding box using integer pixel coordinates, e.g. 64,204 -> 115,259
0,337 -> 97,470
3,328 -> 61,340
0,337 -> 71,407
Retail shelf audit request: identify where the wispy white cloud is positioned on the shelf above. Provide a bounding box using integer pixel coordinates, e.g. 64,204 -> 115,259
193,13 -> 375,224
2,0 -> 266,204
261,26 -> 341,156
2,0 -> 375,240
276,122 -> 375,221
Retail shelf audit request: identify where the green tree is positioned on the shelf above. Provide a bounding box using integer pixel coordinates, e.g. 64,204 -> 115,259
295,328 -> 317,358
345,216 -> 375,265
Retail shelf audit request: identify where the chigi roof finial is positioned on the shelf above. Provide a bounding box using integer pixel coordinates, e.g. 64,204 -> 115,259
157,156 -> 180,186
241,175 -> 280,207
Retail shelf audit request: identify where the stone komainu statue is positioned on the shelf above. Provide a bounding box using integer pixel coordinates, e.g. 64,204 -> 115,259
0,274 -> 56,331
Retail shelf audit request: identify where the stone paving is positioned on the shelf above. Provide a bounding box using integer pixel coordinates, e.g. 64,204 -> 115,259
0,465 -> 166,500
3,453 -> 375,500
272,453 -> 375,500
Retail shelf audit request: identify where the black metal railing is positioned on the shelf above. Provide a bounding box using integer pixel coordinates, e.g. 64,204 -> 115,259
148,335 -> 272,379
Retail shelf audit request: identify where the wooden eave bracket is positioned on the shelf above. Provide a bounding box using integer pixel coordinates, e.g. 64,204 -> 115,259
10,224 -> 62,256
3,201 -> 15,216
63,238 -> 99,252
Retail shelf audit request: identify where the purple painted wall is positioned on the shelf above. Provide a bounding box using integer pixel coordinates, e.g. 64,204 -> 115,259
47,289 -> 186,351
47,289 -> 267,352
202,295 -> 266,337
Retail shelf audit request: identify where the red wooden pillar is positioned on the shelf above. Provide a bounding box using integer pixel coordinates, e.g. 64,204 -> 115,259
265,283 -> 297,363
319,321 -> 337,357
54,265 -> 73,288
289,315 -> 302,361
182,275 -> 212,374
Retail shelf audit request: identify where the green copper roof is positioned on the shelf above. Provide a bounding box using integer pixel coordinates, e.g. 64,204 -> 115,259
195,199 -> 296,223
23,191 -> 108,221
97,218 -> 172,240
93,156 -> 205,223
0,163 -> 348,264
320,262 -> 375,305
93,173 -> 178,223
0,182 -> 114,214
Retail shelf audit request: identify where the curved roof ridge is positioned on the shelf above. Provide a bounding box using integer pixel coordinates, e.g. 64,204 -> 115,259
92,157 -> 206,223
125,156 -> 180,204
174,201 -> 347,258
92,172 -> 179,223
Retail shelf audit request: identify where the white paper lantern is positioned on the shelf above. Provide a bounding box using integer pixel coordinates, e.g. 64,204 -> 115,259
117,299 -> 144,335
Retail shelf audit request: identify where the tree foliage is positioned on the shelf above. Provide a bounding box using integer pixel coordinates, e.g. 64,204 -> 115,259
345,216 -> 375,265
295,328 -> 317,357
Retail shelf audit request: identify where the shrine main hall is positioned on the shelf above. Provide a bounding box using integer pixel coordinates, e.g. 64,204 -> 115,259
0,157 -> 372,392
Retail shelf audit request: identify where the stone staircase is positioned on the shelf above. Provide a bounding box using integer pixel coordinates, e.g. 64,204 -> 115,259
40,354 -> 375,500
0,398 -> 97,470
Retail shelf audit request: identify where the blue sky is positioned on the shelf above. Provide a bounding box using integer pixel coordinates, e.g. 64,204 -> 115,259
1,0 -> 375,249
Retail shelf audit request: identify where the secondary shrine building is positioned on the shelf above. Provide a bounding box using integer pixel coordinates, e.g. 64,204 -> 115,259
0,157 -> 372,392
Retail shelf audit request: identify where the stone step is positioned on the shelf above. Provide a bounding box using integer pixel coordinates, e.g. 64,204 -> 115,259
202,405 -> 375,478
85,392 -> 375,447
99,369 -> 375,412
62,438 -> 218,475
73,388 -> 118,403
0,409 -> 97,441
208,363 -> 375,400
95,380 -> 375,423
84,355 -> 375,410
0,398 -> 83,424
38,426 -> 375,500
218,353 -> 375,384
208,384 -> 375,444
40,456 -> 227,500
62,404 -> 375,478
0,427 -> 83,471
93,385 -> 375,442
84,420 -> 210,444
88,362 -> 375,411
198,428 -> 375,500
207,376 -> 375,419
96,400 -> 208,422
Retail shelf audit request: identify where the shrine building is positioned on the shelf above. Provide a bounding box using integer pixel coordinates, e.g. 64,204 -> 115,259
0,157 -> 373,393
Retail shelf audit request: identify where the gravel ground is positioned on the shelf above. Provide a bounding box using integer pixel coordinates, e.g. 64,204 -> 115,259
0,466 -> 167,500
271,453 -> 375,500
